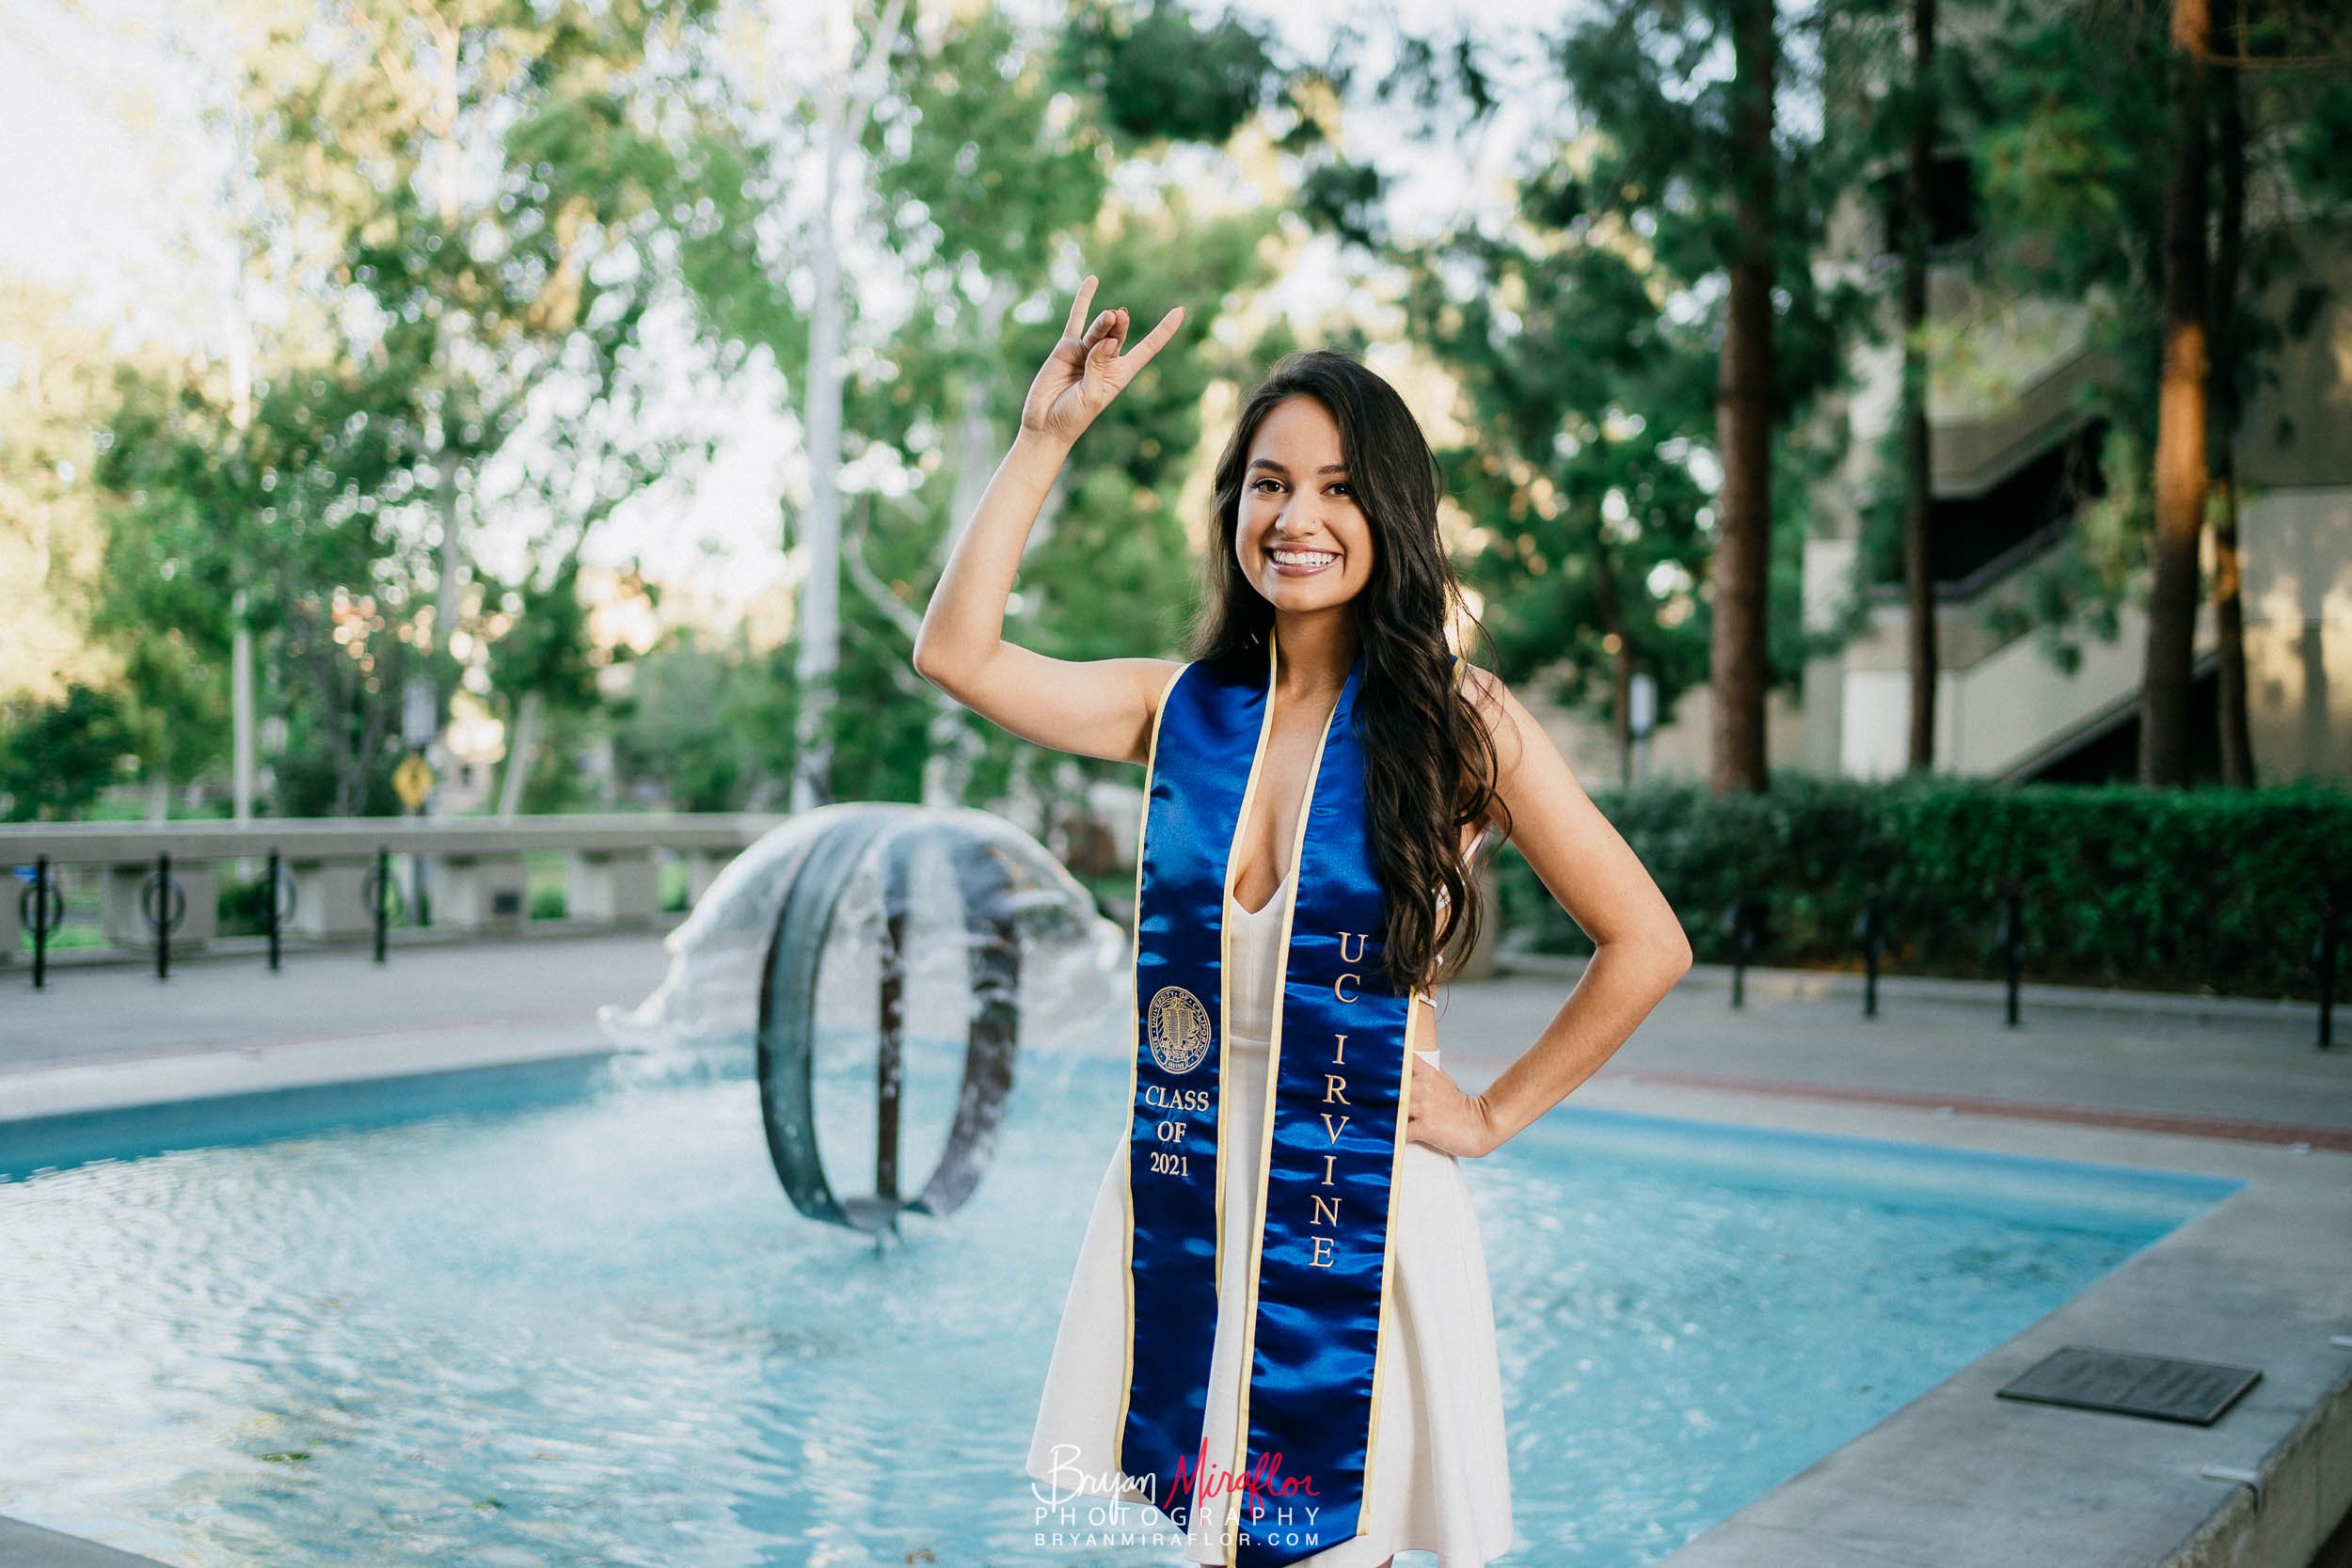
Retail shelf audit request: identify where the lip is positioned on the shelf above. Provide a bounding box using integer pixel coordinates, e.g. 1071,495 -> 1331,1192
1268,546 -> 1341,578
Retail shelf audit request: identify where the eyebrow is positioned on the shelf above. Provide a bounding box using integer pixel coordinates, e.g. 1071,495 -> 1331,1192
1247,459 -> 1350,476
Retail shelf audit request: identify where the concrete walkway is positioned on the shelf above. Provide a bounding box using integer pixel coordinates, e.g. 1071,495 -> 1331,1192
1,931 -> 2348,1568
5,934 -> 2344,1141
1448,956 -> 2352,1150
0,930 -> 674,1074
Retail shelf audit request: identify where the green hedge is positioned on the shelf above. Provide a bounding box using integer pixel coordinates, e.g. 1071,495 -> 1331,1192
1492,772 -> 2352,1001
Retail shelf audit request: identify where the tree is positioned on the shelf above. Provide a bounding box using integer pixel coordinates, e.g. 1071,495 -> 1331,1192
0,685 -> 130,822
237,0 -> 724,808
655,0 -> 914,814
1711,0 -> 1782,796
2208,0 -> 2252,784
1354,4 -> 1870,786
2204,0 -> 2352,784
2138,0 -> 2213,785
97,341 -> 421,817
1962,0 -> 2344,784
0,279 -> 124,712
485,553 -> 596,818
666,0 -> 1278,818
1900,0 -> 1940,769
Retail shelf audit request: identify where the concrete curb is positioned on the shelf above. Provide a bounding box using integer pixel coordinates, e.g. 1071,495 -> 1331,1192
2164,1355 -> 2352,1568
0,1514 -> 176,1566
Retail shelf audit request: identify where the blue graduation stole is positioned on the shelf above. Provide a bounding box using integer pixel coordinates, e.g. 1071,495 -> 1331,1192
1116,629 -> 1437,1568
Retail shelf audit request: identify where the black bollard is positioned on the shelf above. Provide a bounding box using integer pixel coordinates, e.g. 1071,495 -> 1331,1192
1856,895 -> 1884,1020
1998,885 -> 2024,1029
1723,899 -> 1759,1009
264,849 -> 283,973
26,854 -> 54,990
372,847 -> 389,964
2318,888 -> 2340,1053
146,851 -> 185,982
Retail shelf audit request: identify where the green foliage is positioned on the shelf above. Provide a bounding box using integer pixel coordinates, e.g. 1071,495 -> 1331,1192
611,634 -> 800,811
0,686 -> 132,820
819,1 -> 1283,811
1053,0 -> 1281,148
867,7 -> 1108,277
487,558 -> 599,715
218,0 -> 723,810
1968,0 -> 2170,303
89,262 -> 430,815
21,0 -> 2346,835
0,279 -> 122,707
270,707 -> 405,817
1498,773 -> 2352,999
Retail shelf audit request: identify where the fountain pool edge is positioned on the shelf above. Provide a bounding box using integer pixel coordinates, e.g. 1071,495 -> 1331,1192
1579,1073 -> 2352,1568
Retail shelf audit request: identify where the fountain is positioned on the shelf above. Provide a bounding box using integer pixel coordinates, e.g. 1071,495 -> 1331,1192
597,803 -> 1133,1239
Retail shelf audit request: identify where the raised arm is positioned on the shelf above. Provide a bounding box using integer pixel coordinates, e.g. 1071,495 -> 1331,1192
913,276 -> 1187,767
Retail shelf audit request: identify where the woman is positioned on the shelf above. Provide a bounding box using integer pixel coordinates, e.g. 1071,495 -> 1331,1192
914,277 -> 1692,1567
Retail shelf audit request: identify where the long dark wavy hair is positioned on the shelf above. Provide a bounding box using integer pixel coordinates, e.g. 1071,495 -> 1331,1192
1184,348 -> 1512,999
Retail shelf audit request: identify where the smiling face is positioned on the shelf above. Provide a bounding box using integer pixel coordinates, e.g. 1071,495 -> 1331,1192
1233,394 -> 1376,615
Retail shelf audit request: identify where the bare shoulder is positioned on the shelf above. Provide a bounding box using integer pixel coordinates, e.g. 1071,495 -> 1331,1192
1454,659 -> 1591,840
1092,655 -> 1189,768
1456,659 -> 1540,773
1456,657 -> 1511,722
1455,657 -> 1688,962
1134,657 -> 1189,728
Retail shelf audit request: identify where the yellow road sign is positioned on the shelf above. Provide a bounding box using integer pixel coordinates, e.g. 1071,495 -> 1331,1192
392,751 -> 435,811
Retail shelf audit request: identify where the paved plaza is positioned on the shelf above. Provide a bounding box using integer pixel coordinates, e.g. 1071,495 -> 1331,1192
4,931 -> 2345,1150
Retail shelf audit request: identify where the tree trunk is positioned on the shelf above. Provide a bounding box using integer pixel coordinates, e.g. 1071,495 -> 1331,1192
231,610 -> 256,823
1709,0 -> 1779,797
2209,0 -> 2254,785
227,250 -> 258,828
1902,0 -> 1939,771
788,0 -> 856,815
498,689 -> 545,819
2139,0 -> 2212,786
422,21 -> 467,820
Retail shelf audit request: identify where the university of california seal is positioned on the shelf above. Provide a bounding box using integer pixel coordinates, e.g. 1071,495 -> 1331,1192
1145,984 -> 1213,1075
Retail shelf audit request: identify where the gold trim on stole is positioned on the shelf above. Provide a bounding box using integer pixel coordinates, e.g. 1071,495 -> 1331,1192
1113,636 -> 1442,1551
1218,641 -> 1284,1324
1220,626 -> 1417,1563
1113,659 -> 1194,1496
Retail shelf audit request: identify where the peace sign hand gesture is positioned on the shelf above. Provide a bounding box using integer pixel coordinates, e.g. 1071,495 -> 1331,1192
1020,275 -> 1186,450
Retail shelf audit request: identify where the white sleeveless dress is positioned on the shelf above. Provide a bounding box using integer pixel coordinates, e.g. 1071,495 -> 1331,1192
1026,864 -> 1517,1565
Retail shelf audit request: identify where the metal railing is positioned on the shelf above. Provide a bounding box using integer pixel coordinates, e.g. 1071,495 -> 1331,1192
1711,877 -> 2344,1050
5,815 -> 784,988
